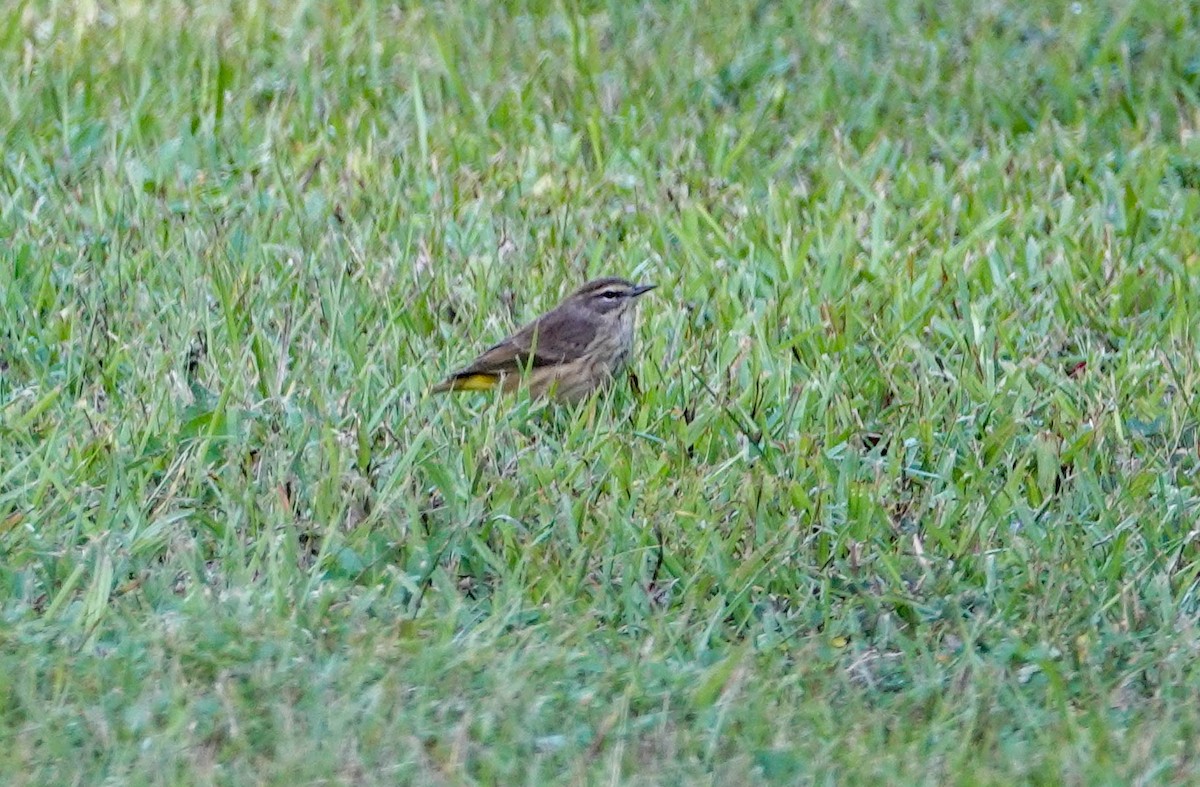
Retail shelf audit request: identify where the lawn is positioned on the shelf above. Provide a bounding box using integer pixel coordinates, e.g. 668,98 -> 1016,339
3,0 -> 1200,782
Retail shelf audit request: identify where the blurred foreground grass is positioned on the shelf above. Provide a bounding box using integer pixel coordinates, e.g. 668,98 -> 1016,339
3,0 -> 1200,782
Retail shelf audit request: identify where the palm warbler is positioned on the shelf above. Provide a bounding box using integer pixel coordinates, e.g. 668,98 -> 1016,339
432,276 -> 656,403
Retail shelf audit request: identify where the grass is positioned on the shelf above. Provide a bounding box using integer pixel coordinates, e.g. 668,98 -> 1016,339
3,0 -> 1200,782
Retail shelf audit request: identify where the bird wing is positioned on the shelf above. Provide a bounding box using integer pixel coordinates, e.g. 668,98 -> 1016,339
449,306 -> 601,378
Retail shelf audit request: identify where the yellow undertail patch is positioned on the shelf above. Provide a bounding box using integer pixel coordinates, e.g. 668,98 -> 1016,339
445,373 -> 499,392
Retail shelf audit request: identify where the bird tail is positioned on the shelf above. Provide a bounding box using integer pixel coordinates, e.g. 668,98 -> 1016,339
431,373 -> 500,393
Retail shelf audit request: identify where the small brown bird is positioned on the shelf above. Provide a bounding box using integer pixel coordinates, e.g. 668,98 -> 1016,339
432,277 -> 657,403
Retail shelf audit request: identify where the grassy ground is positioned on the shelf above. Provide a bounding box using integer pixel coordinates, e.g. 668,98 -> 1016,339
3,0 -> 1200,782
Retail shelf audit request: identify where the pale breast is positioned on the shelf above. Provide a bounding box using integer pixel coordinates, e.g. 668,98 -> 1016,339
528,359 -> 611,403
606,313 -> 636,372
526,310 -> 638,403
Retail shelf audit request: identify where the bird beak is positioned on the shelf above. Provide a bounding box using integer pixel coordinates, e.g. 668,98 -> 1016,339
628,283 -> 657,297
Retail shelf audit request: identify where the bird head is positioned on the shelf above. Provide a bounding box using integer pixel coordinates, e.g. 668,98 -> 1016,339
570,277 -> 657,317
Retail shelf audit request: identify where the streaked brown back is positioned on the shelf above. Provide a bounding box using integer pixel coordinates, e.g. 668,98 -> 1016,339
444,301 -> 603,379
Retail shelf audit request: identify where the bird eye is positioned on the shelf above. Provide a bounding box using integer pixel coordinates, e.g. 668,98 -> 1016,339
600,290 -> 622,299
